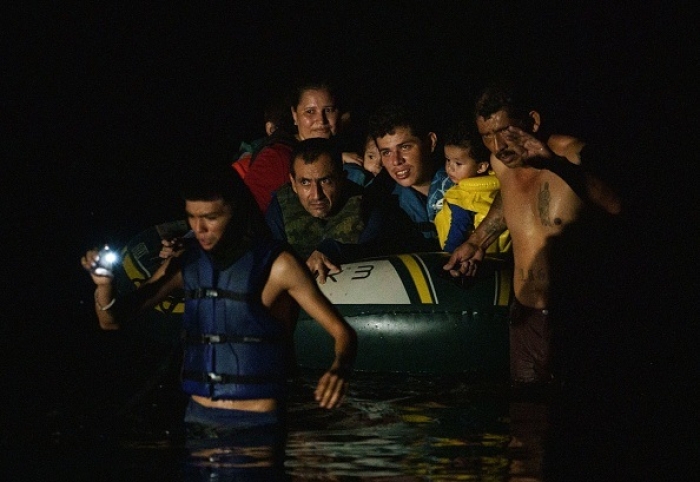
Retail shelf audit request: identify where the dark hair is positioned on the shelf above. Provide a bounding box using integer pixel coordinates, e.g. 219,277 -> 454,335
289,137 -> 343,177
179,163 -> 250,208
179,163 -> 270,243
367,103 -> 430,141
290,78 -> 340,110
443,120 -> 490,164
474,81 -> 534,127
264,94 -> 294,134
360,134 -> 378,156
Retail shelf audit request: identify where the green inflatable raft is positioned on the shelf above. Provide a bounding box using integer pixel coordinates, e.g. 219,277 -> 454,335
113,221 -> 512,377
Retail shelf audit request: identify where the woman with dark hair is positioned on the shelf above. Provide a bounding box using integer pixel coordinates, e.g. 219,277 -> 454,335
243,79 -> 350,214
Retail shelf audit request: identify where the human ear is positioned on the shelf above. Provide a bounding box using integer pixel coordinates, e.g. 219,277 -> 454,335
427,132 -> 438,152
476,161 -> 490,174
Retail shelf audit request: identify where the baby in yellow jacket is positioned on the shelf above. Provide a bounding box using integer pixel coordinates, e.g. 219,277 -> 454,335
434,121 -> 511,254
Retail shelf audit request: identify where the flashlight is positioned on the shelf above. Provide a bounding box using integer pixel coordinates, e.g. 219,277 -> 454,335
92,245 -> 120,277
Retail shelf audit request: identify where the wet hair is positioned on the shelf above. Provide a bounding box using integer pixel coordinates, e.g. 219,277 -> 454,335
474,81 -> 535,130
179,162 -> 270,243
367,103 -> 430,141
289,137 -> 343,178
179,163 -> 256,211
443,120 -> 491,164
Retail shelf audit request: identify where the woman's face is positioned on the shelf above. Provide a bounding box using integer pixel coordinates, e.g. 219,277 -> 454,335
291,88 -> 339,140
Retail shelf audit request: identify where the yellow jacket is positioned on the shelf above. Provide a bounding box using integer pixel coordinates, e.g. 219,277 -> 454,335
434,172 -> 511,254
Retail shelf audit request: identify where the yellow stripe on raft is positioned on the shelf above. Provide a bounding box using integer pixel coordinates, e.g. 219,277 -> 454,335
122,250 -> 185,314
397,254 -> 435,304
495,265 -> 513,307
122,251 -> 146,286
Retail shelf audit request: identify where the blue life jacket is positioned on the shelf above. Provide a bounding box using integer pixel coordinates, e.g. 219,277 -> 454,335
180,238 -> 289,400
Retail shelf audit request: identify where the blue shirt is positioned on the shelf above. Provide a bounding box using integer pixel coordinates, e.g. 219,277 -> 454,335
427,167 -> 455,221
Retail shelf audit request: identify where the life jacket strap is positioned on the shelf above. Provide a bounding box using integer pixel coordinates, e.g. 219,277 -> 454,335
186,333 -> 283,344
185,288 -> 253,302
182,371 -> 286,385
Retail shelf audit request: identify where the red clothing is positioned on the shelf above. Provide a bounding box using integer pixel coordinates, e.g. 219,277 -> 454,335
242,141 -> 295,214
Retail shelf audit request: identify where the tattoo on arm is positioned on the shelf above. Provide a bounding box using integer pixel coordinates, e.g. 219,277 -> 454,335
483,217 -> 506,237
483,192 -> 507,233
469,191 -> 507,248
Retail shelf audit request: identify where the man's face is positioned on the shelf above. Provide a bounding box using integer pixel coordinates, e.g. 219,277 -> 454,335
290,153 -> 343,219
376,126 -> 435,195
476,110 -> 529,168
185,199 -> 233,251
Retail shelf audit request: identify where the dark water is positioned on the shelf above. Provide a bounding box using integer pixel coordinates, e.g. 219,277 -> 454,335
1,344 -> 542,482
1,312 -> 694,482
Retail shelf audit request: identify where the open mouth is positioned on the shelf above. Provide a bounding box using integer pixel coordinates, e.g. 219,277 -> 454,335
497,152 -> 516,164
393,168 -> 410,181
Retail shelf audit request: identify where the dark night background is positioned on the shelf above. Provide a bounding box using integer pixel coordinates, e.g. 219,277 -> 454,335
1,2 -> 695,479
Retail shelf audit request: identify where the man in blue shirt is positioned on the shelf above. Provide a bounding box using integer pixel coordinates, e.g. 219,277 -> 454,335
364,103 -> 442,254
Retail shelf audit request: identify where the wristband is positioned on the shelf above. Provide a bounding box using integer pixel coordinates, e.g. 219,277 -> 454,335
95,293 -> 116,311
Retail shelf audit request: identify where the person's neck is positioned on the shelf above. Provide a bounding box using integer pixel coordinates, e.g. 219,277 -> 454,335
411,169 -> 434,196
208,223 -> 255,269
411,181 -> 430,196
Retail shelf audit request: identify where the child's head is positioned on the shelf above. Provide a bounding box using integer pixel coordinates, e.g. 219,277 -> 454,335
442,121 -> 491,183
264,94 -> 294,136
362,135 -> 383,176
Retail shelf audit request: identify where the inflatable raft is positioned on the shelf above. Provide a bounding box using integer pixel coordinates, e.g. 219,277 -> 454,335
113,221 -> 512,377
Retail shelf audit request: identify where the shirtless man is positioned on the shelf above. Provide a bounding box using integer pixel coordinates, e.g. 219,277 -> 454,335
443,84 -> 621,385
81,167 -> 357,435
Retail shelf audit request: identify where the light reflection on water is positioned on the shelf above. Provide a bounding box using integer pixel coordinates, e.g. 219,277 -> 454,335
4,369 -> 550,481
280,373 -> 541,481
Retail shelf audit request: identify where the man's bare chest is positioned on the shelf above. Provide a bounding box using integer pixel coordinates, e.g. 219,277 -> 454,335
501,171 -> 581,229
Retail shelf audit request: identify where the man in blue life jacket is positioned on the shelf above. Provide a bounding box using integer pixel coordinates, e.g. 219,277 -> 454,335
81,165 -> 357,469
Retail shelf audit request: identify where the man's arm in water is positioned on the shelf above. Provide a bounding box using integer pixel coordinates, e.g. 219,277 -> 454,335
269,250 -> 357,409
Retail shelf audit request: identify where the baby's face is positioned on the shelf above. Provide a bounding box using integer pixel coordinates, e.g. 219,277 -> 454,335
444,145 -> 484,183
363,139 -> 383,175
